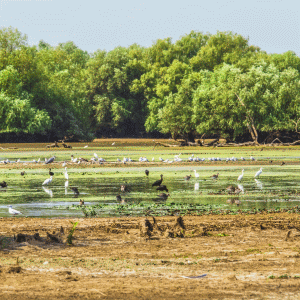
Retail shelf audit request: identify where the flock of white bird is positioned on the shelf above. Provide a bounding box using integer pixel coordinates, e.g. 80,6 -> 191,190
4,151 -> 264,215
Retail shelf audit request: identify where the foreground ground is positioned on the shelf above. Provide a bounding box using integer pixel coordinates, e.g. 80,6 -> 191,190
1,214 -> 300,299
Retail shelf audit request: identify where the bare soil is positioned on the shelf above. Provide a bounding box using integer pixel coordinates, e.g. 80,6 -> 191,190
1,214 -> 300,299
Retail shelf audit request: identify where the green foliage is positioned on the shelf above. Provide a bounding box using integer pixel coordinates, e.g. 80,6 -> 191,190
67,221 -> 78,245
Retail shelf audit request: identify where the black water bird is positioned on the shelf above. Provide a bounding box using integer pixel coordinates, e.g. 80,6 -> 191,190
49,168 -> 54,176
152,174 -> 163,187
20,171 -> 26,176
0,181 -> 7,188
145,169 -> 149,177
156,185 -> 168,192
184,175 -> 192,181
71,187 -> 79,195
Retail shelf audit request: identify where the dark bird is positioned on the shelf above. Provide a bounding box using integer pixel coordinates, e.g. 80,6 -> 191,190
116,194 -> 126,204
79,157 -> 89,162
184,175 -> 192,181
156,185 -> 168,192
152,174 -> 163,187
145,169 -> 149,177
71,187 -> 79,195
211,173 -> 219,180
158,193 -> 170,200
20,171 -> 26,176
120,184 -> 129,192
45,156 -> 56,164
49,168 -> 54,176
226,185 -> 235,194
281,161 -> 285,166
79,199 -> 84,206
0,181 -> 7,188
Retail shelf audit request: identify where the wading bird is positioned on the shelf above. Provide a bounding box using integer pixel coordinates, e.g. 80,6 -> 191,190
120,184 -> 129,192
152,174 -> 163,187
45,156 -> 56,164
184,175 -> 192,181
145,170 -> 149,177
42,176 -> 53,186
64,167 -> 69,180
8,205 -> 22,215
20,171 -> 26,176
211,173 -> 219,180
237,169 -> 244,181
71,187 -> 79,195
65,180 -> 69,188
254,168 -> 263,178
156,185 -> 168,192
0,181 -> 7,188
49,168 -> 54,176
79,199 -> 84,206
194,170 -> 199,178
158,193 -> 170,200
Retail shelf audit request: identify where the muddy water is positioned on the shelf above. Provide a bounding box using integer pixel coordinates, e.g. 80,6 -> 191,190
1,165 -> 300,217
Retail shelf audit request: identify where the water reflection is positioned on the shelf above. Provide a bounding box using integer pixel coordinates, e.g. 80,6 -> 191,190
255,179 -> 263,190
42,186 -> 53,198
194,182 -> 199,191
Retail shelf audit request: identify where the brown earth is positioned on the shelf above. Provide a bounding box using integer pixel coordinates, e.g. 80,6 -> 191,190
1,214 -> 300,299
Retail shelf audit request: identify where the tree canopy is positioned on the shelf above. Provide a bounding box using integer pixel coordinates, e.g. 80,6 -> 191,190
0,26 -> 300,142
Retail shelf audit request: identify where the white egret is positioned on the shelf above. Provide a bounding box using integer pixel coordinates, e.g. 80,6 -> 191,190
152,157 -> 155,162
8,205 -> 22,215
65,180 -> 69,188
254,167 -> 263,178
194,170 -> 199,178
62,161 -> 67,167
94,153 -> 99,159
237,184 -> 244,194
255,179 -> 263,190
112,142 -> 115,146
237,169 -> 244,181
42,176 -> 53,186
64,167 -> 69,180
84,145 -> 88,148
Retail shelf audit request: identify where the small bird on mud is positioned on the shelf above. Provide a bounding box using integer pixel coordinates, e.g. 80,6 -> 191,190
152,174 -> 163,187
254,168 -> 263,178
156,185 -> 168,192
8,205 -> 22,215
0,181 -> 7,188
281,161 -> 285,166
211,173 -> 219,180
184,175 -> 192,181
79,199 -> 84,206
42,176 -> 53,186
145,169 -> 149,177
49,168 -> 54,176
20,171 -> 26,176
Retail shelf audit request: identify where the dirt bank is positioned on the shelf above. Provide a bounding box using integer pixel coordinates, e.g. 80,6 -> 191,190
1,214 -> 300,299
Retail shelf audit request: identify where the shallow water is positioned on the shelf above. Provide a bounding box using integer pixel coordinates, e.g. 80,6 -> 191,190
1,165 -> 300,217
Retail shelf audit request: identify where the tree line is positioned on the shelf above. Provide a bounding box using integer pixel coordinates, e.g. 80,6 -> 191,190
0,26 -> 300,143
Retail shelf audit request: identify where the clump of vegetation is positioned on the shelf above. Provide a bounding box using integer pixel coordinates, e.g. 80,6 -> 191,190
67,222 -> 78,245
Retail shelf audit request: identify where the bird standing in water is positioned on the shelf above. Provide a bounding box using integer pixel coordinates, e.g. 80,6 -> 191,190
49,168 -> 54,176
158,193 -> 170,200
194,170 -> 199,178
145,170 -> 149,177
184,175 -> 192,181
237,169 -> 244,181
8,205 -> 22,215
156,185 -> 168,192
254,168 -> 263,178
